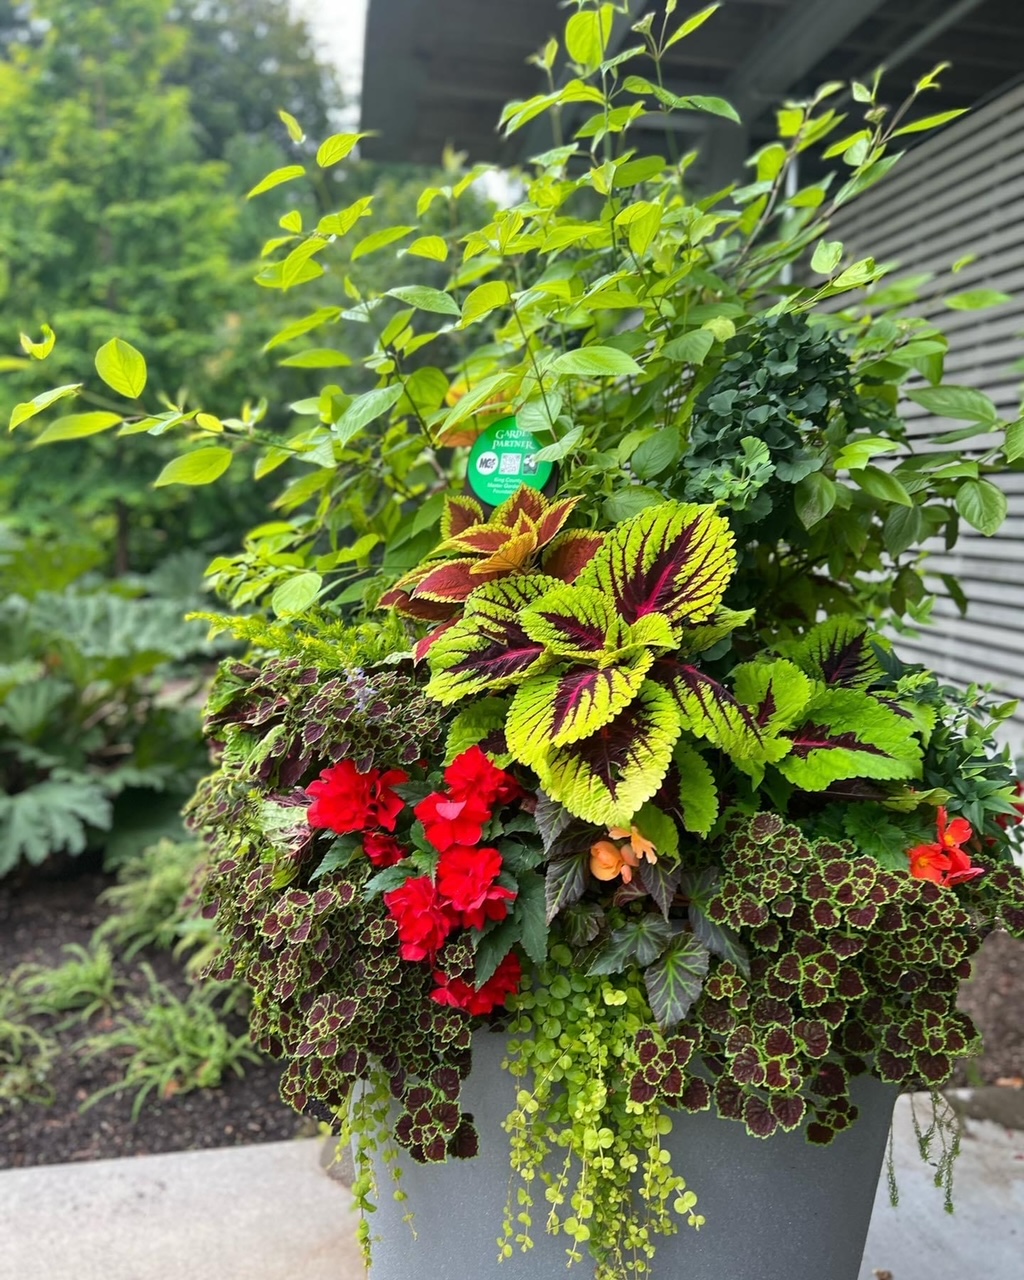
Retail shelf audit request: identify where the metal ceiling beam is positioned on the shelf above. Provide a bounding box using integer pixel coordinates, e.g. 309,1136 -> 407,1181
722,0 -> 890,120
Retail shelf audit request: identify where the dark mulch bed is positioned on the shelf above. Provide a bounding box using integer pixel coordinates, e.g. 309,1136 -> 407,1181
0,870 -> 307,1170
1,869 -> 1021,1170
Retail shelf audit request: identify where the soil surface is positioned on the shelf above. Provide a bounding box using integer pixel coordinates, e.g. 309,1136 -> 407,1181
1,872 -> 1021,1169
0,872 -> 307,1170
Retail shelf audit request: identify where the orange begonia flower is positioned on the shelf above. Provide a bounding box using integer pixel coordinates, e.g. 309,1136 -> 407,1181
609,825 -> 658,864
590,839 -> 639,883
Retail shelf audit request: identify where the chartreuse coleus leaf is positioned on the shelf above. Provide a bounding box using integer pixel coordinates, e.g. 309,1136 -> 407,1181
730,658 -> 814,781
534,679 -> 682,826
631,801 -> 680,862
519,582 -> 676,661
505,580 -> 682,764
663,664 -> 767,767
673,741 -> 718,837
444,697 -> 511,765
777,688 -> 922,790
426,575 -> 559,703
576,500 -> 736,626
505,648 -> 655,766
676,607 -> 754,656
779,616 -> 883,689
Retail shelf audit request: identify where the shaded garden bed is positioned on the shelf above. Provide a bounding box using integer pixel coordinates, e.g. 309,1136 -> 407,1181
0,871 -> 306,1170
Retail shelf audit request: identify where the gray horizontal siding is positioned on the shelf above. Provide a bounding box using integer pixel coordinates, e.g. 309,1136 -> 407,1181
829,81 -> 1024,747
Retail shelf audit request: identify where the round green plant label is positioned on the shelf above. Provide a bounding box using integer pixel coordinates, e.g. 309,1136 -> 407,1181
467,415 -> 553,506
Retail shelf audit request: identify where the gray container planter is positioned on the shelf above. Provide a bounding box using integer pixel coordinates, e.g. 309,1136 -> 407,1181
364,1028 -> 897,1280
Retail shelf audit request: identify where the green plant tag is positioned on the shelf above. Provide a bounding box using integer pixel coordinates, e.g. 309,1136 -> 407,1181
467,416 -> 553,505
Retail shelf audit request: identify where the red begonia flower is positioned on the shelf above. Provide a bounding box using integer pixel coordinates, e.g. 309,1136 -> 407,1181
306,761 -> 409,835
943,843 -> 985,887
908,807 -> 984,888
436,844 -> 516,930
306,760 -> 373,834
415,791 -> 491,851
908,841 -> 950,884
936,806 -> 972,851
384,876 -> 453,961
362,832 -> 406,869
431,951 -> 523,1016
366,768 -> 410,831
443,746 -> 520,809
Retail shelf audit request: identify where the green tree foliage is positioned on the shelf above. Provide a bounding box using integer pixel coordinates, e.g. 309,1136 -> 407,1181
0,0 -> 345,569
166,0 -> 340,162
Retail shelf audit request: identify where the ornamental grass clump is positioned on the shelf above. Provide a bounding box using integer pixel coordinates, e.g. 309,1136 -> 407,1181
17,2 -> 1024,1275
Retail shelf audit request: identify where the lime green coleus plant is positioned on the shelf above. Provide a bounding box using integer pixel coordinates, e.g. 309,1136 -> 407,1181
425,494 -> 923,827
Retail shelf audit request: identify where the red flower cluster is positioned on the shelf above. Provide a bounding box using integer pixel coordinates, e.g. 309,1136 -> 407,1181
431,952 -> 523,1016
414,746 -> 520,851
908,807 -> 984,887
362,832 -> 406,869
308,746 -> 524,1016
384,845 -> 517,961
383,876 -> 452,962
437,844 -> 516,930
306,760 -> 408,834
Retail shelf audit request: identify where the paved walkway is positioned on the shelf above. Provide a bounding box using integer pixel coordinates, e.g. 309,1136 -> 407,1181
0,1091 -> 1020,1280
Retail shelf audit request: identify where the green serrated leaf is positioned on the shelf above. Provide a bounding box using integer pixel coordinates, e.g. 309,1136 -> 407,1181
514,871 -> 548,965
673,741 -> 719,837
545,851 -> 590,924
643,934 -> 710,1029
956,478 -> 1007,536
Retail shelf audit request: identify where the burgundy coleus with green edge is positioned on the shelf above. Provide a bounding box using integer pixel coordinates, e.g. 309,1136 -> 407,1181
424,500 -> 926,827
379,486 -> 605,660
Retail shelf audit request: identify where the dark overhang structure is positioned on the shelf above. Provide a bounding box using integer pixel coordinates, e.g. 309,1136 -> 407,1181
360,0 -> 1024,182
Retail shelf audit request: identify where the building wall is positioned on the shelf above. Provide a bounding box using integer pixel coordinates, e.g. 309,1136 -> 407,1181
831,80 -> 1024,746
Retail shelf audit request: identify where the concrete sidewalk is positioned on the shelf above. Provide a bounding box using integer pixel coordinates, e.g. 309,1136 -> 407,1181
0,1091 -> 1020,1280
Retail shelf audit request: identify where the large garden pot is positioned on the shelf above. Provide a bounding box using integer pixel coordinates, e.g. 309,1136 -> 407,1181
364,1028 -> 898,1279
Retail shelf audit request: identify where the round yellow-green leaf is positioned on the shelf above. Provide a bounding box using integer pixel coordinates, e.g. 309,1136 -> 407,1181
154,447 -> 233,487
95,338 -> 147,399
272,571 -> 323,617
